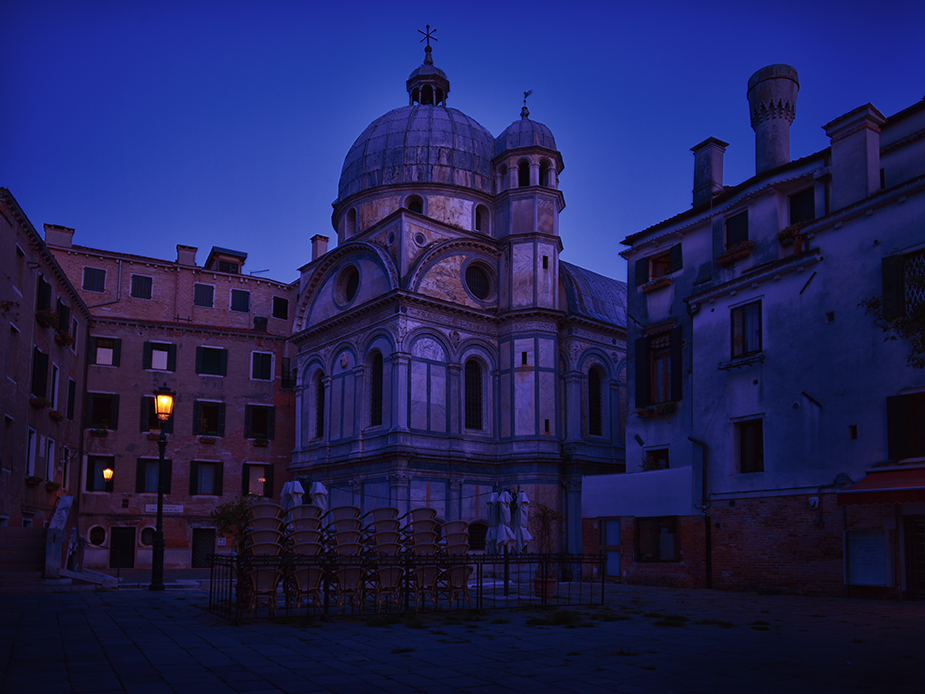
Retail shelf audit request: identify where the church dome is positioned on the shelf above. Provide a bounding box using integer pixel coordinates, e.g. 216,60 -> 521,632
494,109 -> 558,157
337,105 -> 495,202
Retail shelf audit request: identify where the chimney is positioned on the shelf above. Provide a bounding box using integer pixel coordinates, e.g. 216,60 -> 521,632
44,224 -> 74,248
691,137 -> 728,207
311,234 -> 329,261
176,245 -> 197,266
823,104 -> 887,210
747,64 -> 799,174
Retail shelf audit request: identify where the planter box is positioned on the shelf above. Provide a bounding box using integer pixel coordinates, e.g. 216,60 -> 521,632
641,277 -> 671,293
252,439 -> 269,447
49,410 -> 64,422
25,476 -> 42,487
54,332 -> 75,347
30,397 -> 51,409
35,310 -> 58,329
89,429 -> 109,438
637,402 -> 678,418
199,436 -> 217,445
45,482 -> 61,492
147,432 -> 161,441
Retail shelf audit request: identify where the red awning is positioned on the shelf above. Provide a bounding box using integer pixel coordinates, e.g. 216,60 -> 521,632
837,468 -> 925,505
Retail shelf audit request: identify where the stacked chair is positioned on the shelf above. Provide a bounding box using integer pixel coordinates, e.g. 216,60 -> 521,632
244,502 -> 286,617
364,508 -> 404,613
289,505 -> 325,616
325,507 -> 367,614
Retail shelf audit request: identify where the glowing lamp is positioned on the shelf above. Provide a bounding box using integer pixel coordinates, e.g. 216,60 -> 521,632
103,467 -> 114,482
153,384 -> 175,421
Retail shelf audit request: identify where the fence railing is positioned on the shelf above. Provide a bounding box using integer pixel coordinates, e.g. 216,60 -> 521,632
209,551 -> 605,624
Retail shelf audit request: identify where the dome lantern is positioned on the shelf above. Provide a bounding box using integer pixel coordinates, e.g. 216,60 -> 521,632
406,24 -> 449,106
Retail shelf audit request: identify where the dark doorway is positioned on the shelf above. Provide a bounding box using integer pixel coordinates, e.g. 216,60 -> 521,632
191,528 -> 216,568
905,516 -> 925,599
110,527 -> 135,569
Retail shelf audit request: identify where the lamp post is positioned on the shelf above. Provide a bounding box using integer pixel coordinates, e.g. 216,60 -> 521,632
149,383 -> 175,591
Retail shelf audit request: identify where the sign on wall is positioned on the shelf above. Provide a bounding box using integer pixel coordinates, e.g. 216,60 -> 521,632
845,529 -> 893,586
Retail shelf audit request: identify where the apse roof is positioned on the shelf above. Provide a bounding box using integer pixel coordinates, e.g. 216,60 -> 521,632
560,261 -> 627,327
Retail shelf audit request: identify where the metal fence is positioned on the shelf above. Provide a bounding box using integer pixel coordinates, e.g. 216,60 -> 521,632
209,551 -> 605,624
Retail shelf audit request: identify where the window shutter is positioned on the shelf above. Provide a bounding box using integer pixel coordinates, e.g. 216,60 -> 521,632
140,397 -> 149,432
242,465 -> 250,496
886,395 -> 907,460
142,342 -> 152,370
669,244 -> 683,273
192,401 -> 201,435
110,395 -> 120,430
163,460 -> 172,494
634,258 -> 649,286
167,344 -> 177,372
214,462 -> 223,496
670,326 -> 683,402
112,339 -> 121,367
189,462 -> 199,496
635,338 -> 649,408
263,465 -> 274,498
136,459 -> 146,493
86,459 -> 95,492
217,403 -> 226,436
66,380 -> 76,420
267,408 -> 275,440
57,301 -> 70,329
219,349 -> 228,376
31,348 -> 49,398
90,337 -> 99,365
195,346 -> 203,373
244,406 -> 252,438
882,256 -> 906,321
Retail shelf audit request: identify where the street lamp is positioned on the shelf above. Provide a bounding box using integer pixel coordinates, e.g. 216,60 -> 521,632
102,467 -> 114,482
149,383 -> 175,592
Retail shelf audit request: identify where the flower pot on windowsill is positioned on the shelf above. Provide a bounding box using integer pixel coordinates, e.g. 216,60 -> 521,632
252,438 -> 269,447
35,310 -> 59,329
45,481 -> 61,492
641,277 -> 671,293
25,476 -> 43,487
636,401 -> 678,419
147,432 -> 161,441
30,397 -> 51,409
199,436 -> 217,444
54,331 -> 75,347
89,428 -> 109,438
49,410 -> 64,422
716,240 -> 755,267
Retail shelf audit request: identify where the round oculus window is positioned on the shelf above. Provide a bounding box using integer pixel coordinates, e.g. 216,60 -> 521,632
140,527 -> 155,546
465,265 -> 491,300
89,527 -> 105,545
414,232 -> 427,247
335,264 -> 360,305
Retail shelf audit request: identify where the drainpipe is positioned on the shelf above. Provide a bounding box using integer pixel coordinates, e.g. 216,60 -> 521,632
689,435 -> 711,589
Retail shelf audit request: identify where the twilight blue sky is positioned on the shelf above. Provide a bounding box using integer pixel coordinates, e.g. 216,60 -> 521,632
2,0 -> 922,284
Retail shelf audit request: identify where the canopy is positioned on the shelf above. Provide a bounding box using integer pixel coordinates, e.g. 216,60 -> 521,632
837,468 -> 925,505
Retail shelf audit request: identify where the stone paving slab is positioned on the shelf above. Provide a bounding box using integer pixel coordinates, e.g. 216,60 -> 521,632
0,585 -> 922,693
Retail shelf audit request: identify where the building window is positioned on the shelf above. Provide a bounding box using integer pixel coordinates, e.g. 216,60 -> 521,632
66,379 -> 76,420
643,448 -> 669,471
143,342 -> 175,371
140,396 -> 174,433
30,347 -> 48,398
464,359 -> 483,431
539,159 -> 551,187
130,275 -> 153,299
649,334 -> 671,404
314,372 -> 325,439
87,456 -> 115,492
789,187 -> 815,226
87,393 -> 119,430
886,392 -> 925,460
140,528 -> 155,545
230,289 -> 250,312
369,351 -> 383,427
14,245 -> 25,291
135,458 -> 171,493
634,244 -> 682,285
475,205 -> 489,233
89,527 -> 106,545
82,267 -> 106,293
731,301 -> 762,358
193,401 -> 225,437
635,516 -> 679,562
56,299 -> 70,332
189,461 -> 222,495
36,276 -> 52,311
588,366 -> 603,436
243,463 -> 273,497
251,352 -> 272,381
635,327 -> 682,408
406,195 -> 423,214
518,160 -> 530,187
465,264 -> 491,300
193,283 -> 214,308
245,405 -> 274,440
50,363 -> 59,409
196,347 -> 227,376
737,419 -> 764,473
272,296 -> 289,319
71,318 -> 79,351
725,211 -> 748,248
882,250 -> 925,323
26,428 -> 37,476
92,337 -> 121,366
599,518 -> 621,577
335,265 -> 360,305
218,260 -> 239,274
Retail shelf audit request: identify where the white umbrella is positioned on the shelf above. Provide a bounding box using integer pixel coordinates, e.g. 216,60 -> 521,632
485,492 -> 499,554
309,481 -> 328,514
496,490 -> 517,552
513,491 -> 533,553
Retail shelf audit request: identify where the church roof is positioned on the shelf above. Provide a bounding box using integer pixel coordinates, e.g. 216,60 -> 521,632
337,105 -> 494,202
560,261 -> 627,327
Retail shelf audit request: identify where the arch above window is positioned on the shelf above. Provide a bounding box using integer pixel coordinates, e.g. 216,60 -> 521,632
588,366 -> 604,437
406,194 -> 424,214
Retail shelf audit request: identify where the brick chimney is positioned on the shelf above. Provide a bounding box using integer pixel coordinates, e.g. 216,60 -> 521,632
823,104 -> 886,210
747,65 -> 799,174
311,234 -> 329,261
176,245 -> 197,266
44,224 -> 74,248
691,137 -> 728,207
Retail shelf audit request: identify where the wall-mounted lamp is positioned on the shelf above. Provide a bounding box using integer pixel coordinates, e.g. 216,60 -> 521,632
102,467 -> 114,482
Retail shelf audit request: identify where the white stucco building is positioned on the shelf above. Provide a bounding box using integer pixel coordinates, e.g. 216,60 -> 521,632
586,65 -> 925,598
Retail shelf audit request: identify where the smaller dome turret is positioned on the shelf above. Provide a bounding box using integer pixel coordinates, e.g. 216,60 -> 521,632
494,106 -> 558,158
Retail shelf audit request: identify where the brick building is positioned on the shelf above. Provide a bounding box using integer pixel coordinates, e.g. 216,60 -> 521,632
1,188 -> 91,528
45,228 -> 297,569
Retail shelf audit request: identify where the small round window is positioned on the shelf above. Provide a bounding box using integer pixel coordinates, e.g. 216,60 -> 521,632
466,264 -> 491,300
414,232 -> 427,247
89,527 -> 105,545
140,527 -> 155,546
335,264 -> 360,305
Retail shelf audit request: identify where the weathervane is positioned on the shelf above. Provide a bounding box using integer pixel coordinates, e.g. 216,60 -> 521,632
418,24 -> 437,65
522,89 -> 533,118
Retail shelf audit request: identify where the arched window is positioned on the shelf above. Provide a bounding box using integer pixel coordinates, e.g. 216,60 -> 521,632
475,205 -> 488,233
313,371 -> 325,440
518,160 -> 530,187
345,208 -> 357,238
369,351 -> 383,427
464,359 -> 483,430
539,160 -> 551,187
588,366 -> 603,436
407,195 -> 423,214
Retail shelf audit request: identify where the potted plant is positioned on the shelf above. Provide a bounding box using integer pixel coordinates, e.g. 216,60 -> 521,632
25,475 -> 43,486
252,437 -> 269,447
199,436 -> 217,444
30,397 -> 52,409
45,480 -> 62,492
54,331 -> 75,347
35,309 -> 59,329
89,428 -> 109,437
49,410 -> 64,422
531,502 -> 565,599
716,240 -> 755,267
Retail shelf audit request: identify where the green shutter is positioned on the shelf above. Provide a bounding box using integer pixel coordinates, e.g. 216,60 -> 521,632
670,326 -> 683,402
167,344 -> 177,372
110,394 -> 120,430
882,256 -> 906,321
189,462 -> 199,496
142,342 -> 152,370
90,337 -> 98,365
886,395 -> 906,460
669,244 -> 683,273
635,337 -> 649,408
263,465 -> 274,498
635,258 -> 649,286
244,406 -> 252,438
214,462 -> 223,496
140,397 -> 149,432
31,348 -> 49,398
112,339 -> 121,367
192,401 -> 201,435
195,346 -> 203,373
219,349 -> 228,376
267,407 -> 275,440
66,380 -> 76,420
218,402 -> 226,436
242,464 -> 250,496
